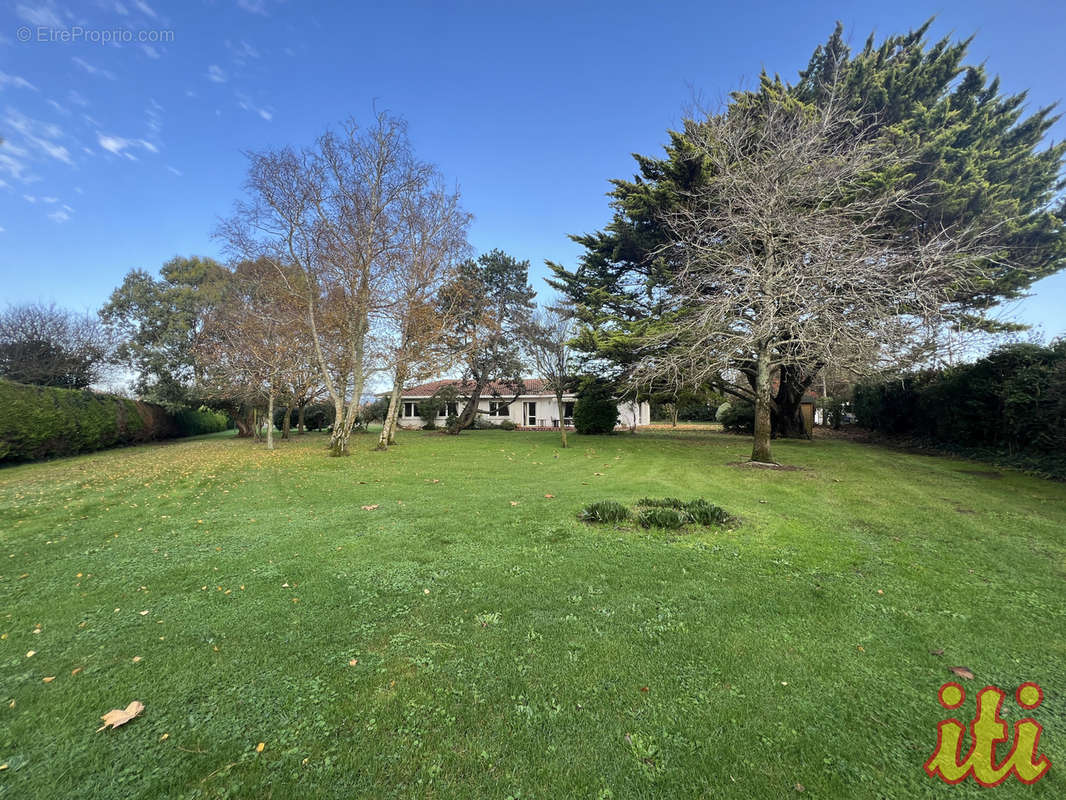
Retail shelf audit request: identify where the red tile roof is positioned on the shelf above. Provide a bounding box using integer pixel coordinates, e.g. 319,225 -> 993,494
402,378 -> 548,398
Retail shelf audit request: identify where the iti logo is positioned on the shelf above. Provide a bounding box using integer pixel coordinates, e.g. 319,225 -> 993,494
924,682 -> 1050,786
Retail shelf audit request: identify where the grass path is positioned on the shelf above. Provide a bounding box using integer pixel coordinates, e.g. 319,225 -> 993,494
1,429 -> 1064,798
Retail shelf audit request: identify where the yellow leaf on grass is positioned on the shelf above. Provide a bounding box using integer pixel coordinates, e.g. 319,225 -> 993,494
256,742 -> 265,753
361,505 -> 379,511
132,656 -> 142,663
72,667 -> 82,676
26,650 -> 35,658
96,700 -> 145,732
160,733 -> 169,741
139,610 -> 150,616
42,676 -> 55,683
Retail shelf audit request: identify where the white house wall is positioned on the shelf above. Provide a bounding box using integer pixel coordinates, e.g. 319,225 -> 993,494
394,395 -> 651,430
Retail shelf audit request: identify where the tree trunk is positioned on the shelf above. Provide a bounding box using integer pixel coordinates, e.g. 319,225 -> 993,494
376,382 -> 404,451
266,392 -> 275,450
281,405 -> 291,440
327,395 -> 348,456
555,389 -> 568,448
773,364 -> 818,439
456,380 -> 484,431
234,408 -> 254,438
297,402 -> 306,434
751,349 -> 775,463
671,406 -> 679,427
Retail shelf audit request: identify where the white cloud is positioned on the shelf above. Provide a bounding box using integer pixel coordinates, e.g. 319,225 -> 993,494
167,165 -> 182,176
4,108 -> 74,166
206,64 -> 227,83
41,196 -> 59,203
236,91 -> 273,123
72,57 -> 117,81
236,0 -> 269,15
16,3 -> 63,28
140,44 -> 160,59
48,208 -> 71,223
67,89 -> 89,107
0,226 -> 6,233
114,2 -> 129,15
134,0 -> 158,19
23,194 -> 36,203
47,99 -> 69,114
97,132 -> 159,159
0,72 -> 38,91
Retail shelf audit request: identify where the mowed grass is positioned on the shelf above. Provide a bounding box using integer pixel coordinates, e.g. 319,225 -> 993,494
1,428 -> 1064,799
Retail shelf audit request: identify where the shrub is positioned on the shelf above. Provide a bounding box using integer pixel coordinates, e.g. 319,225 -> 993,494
579,500 -> 631,523
302,402 -> 335,431
573,379 -> 619,435
0,379 -> 182,463
638,507 -> 688,529
718,400 -> 755,434
172,407 -> 228,436
854,340 -> 1066,474
499,419 -> 517,431
637,497 -> 686,509
684,498 -> 730,526
417,396 -> 444,428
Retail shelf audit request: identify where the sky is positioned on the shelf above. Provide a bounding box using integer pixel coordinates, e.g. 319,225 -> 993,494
1,0 -> 1065,341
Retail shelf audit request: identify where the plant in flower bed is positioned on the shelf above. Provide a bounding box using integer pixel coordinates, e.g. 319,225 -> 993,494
579,499 -> 632,523
581,497 -> 731,530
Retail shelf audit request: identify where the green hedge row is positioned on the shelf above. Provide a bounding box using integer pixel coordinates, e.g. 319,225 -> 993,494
853,341 -> 1066,477
0,380 -> 228,464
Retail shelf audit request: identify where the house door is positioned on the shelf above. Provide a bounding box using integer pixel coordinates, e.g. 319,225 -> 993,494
524,401 -> 537,426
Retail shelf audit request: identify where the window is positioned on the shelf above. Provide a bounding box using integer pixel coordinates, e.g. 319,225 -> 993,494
403,402 -> 418,418
488,401 -> 508,417
437,402 -> 459,417
563,401 -> 575,418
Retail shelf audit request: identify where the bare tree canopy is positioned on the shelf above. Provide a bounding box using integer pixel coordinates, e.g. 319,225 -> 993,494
222,111 -> 467,456
0,303 -> 113,389
635,85 -> 997,463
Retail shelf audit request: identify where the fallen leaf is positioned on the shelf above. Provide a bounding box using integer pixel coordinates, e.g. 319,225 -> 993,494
139,610 -> 149,616
361,505 -> 379,511
794,783 -> 805,792
544,494 -> 555,499
25,650 -> 35,658
132,656 -> 142,663
876,589 -> 884,595
348,658 -> 358,666
948,666 -> 974,680
930,648 -> 944,656
509,501 -> 519,506
96,700 -> 145,731
71,667 -> 82,676
256,742 -> 265,753
160,733 -> 169,741
42,676 -> 55,683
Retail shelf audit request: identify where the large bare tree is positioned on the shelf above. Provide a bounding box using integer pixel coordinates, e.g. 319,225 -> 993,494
222,112 -> 444,456
375,183 -> 471,450
524,304 -> 577,448
635,87 -> 997,464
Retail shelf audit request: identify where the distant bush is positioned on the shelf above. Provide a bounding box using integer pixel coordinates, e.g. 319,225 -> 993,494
302,402 -> 335,432
579,500 -> 631,523
498,419 -> 517,431
638,507 -> 688,529
717,400 -> 755,434
573,380 -> 619,435
172,407 -> 228,436
0,379 -> 181,463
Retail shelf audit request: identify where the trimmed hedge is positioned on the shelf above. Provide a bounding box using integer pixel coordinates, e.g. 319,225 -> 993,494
853,341 -> 1066,478
0,380 -> 225,464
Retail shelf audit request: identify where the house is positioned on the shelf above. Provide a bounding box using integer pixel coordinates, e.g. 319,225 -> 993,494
392,379 -> 651,430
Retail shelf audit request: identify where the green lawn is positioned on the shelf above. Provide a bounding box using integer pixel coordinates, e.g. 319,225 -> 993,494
1,429 -> 1064,799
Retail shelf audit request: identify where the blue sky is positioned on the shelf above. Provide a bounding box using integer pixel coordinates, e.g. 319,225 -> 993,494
2,0 -> 1065,340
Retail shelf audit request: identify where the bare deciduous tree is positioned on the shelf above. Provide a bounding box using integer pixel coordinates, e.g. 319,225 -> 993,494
635,89 -> 997,464
222,112 -> 442,456
525,304 -> 576,448
0,302 -> 113,389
